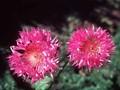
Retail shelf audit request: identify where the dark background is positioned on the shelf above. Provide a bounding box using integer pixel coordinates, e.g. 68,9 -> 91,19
1,0 -> 119,46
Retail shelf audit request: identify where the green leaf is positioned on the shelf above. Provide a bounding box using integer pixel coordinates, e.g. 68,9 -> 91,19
33,76 -> 52,90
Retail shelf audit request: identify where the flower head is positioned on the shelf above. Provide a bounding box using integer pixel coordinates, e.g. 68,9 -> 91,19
8,27 -> 59,83
67,25 -> 115,70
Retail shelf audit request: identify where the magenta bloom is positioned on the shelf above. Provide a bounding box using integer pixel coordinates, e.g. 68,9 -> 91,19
67,26 -> 115,70
8,27 -> 59,83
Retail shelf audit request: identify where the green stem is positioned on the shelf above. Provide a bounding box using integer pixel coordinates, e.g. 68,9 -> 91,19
47,60 -> 68,90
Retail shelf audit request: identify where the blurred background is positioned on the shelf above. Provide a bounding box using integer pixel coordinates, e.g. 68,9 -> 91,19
0,0 -> 120,90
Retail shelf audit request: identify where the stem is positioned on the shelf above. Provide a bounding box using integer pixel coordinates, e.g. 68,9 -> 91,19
47,60 -> 68,90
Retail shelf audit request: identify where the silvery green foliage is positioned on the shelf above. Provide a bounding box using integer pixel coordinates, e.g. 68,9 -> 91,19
33,76 -> 52,90
0,71 -> 16,90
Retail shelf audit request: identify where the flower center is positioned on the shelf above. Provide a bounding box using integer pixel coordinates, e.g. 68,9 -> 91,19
22,43 -> 43,67
80,38 -> 99,55
26,52 -> 43,66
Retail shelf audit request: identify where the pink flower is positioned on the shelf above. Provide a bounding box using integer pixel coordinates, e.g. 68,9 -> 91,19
8,27 -> 59,83
67,25 -> 115,70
